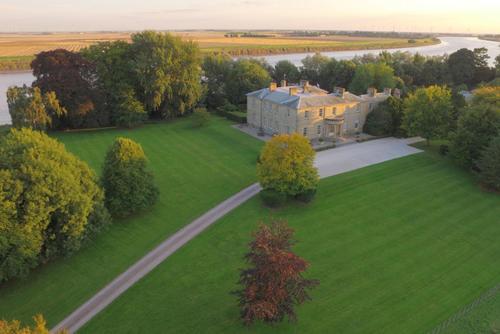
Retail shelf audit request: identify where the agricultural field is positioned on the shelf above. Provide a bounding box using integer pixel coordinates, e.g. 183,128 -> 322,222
0,31 -> 438,70
76,149 -> 500,333
0,116 -> 263,327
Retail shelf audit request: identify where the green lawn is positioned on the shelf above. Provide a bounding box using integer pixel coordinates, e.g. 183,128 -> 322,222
0,116 -> 263,326
80,151 -> 500,334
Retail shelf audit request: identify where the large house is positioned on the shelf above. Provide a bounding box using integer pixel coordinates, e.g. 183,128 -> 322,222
246,80 -> 398,140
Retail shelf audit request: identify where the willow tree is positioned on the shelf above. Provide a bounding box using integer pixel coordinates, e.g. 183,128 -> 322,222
130,31 -> 202,119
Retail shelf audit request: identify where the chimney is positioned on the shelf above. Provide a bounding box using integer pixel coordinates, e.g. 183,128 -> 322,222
334,86 -> 345,98
383,88 -> 392,95
289,87 -> 298,96
269,82 -> 277,92
393,88 -> 401,98
280,80 -> 287,87
300,80 -> 309,87
367,87 -> 377,97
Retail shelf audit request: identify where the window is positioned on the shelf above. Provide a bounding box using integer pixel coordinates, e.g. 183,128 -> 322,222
304,111 -> 309,119
303,127 -> 308,136
332,107 -> 337,115
317,125 -> 321,135
354,121 -> 359,129
319,108 -> 324,117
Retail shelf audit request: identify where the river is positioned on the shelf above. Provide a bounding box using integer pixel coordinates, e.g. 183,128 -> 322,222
0,36 -> 499,125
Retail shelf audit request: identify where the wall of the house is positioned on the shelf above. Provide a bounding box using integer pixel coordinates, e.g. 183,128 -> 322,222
247,95 -> 389,139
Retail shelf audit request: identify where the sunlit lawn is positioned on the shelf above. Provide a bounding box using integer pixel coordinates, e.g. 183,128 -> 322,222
0,116 -> 263,327
81,151 -> 500,334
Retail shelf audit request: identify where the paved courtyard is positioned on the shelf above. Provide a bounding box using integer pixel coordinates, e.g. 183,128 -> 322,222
315,137 -> 423,178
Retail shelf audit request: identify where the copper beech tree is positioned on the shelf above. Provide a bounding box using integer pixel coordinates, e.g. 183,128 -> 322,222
234,220 -> 319,325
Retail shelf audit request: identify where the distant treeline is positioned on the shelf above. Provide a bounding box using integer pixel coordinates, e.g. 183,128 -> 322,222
286,30 -> 434,39
479,34 -> 500,42
224,32 -> 275,38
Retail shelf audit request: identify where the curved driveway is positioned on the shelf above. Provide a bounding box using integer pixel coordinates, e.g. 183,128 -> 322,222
51,137 -> 422,333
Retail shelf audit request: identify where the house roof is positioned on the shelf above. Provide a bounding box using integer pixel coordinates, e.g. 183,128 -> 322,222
246,85 -> 366,109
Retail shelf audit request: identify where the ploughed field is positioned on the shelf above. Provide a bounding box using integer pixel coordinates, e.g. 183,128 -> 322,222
0,116 -> 263,327
79,150 -> 500,333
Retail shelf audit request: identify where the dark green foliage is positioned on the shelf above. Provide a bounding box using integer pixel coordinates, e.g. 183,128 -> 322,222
0,128 -> 106,282
202,54 -> 233,109
216,102 -> 247,123
363,107 -> 392,136
403,85 -> 454,143
448,48 -> 476,86
477,135 -> 500,191
115,89 -> 147,128
450,87 -> 500,169
191,108 -> 210,127
130,31 -> 202,119
260,189 -> 287,208
102,137 -> 159,217
349,63 -> 396,95
439,144 -> 449,156
225,59 -> 271,105
364,96 -> 404,136
295,189 -> 317,203
273,60 -> 301,83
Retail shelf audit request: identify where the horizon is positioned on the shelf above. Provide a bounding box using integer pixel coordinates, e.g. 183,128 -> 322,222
0,0 -> 499,34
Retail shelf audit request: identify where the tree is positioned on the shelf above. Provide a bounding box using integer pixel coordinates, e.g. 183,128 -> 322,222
114,88 -> 147,128
202,54 -> 233,109
472,47 -> 496,84
31,49 -> 103,129
448,48 -> 476,87
349,63 -> 396,95
300,53 -> 330,85
234,220 -> 319,325
81,41 -> 138,126
363,96 -> 404,137
477,135 -> 500,191
0,128 -> 106,282
130,31 -> 202,119
7,85 -> 65,130
450,86 -> 500,169
101,137 -> 159,217
273,60 -> 301,84
257,134 -> 319,196
225,59 -> 271,105
495,55 -> 500,75
402,85 -> 453,144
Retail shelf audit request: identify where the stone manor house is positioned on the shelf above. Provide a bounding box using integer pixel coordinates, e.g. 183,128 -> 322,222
246,80 -> 399,140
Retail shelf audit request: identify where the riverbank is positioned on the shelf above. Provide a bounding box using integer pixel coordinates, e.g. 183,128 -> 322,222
201,37 -> 440,56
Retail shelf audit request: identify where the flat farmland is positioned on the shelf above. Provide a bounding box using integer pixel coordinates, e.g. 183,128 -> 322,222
0,31 -> 437,58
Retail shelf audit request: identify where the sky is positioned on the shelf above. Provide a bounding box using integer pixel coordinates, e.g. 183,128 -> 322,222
0,0 -> 499,34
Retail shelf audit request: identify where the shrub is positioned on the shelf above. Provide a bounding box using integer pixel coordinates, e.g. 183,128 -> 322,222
192,107 -> 210,127
101,137 -> 159,217
260,189 -> 287,208
439,144 -> 449,156
477,135 -> 500,191
363,108 -> 392,136
295,189 -> 317,203
0,128 -> 106,282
